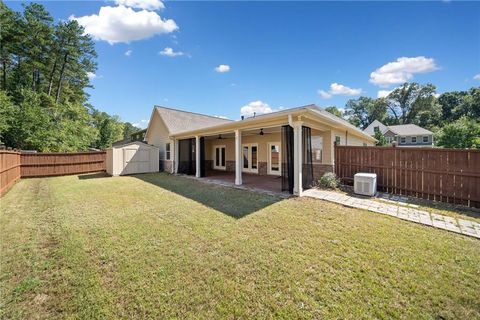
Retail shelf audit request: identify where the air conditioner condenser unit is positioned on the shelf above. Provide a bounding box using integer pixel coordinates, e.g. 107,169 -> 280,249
354,173 -> 377,196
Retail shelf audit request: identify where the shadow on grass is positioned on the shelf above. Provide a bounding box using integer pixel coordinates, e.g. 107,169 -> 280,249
134,172 -> 283,219
77,172 -> 110,180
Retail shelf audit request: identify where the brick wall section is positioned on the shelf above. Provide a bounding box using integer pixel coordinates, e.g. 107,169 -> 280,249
258,162 -> 267,175
226,161 -> 235,172
312,164 -> 334,182
161,160 -> 173,172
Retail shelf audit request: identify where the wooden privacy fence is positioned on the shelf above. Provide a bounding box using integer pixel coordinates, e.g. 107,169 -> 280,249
334,146 -> 480,208
0,151 -> 21,195
0,151 -> 106,195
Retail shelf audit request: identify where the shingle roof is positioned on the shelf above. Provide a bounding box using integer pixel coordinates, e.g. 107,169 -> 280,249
363,120 -> 389,136
168,103 -> 375,142
155,106 -> 233,135
364,120 -> 433,136
307,105 -> 370,134
387,124 -> 433,135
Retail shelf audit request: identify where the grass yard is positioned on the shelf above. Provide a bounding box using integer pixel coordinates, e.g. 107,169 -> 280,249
1,173 -> 479,319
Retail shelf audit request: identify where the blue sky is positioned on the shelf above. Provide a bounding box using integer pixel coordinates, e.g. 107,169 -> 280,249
6,1 -> 480,128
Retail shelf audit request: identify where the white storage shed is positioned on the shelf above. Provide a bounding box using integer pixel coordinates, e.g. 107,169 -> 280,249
106,141 -> 159,176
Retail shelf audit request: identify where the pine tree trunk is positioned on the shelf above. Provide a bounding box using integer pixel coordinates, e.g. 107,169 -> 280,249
55,53 -> 68,103
0,42 -> 6,90
48,58 -> 57,96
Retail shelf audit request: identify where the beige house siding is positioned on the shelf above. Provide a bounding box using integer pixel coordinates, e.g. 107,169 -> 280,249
145,110 -> 173,171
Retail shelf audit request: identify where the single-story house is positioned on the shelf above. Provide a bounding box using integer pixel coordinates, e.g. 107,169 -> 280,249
145,104 -> 376,195
363,120 -> 434,147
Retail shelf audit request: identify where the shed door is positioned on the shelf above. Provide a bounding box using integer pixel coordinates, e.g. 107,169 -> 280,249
123,147 -> 150,175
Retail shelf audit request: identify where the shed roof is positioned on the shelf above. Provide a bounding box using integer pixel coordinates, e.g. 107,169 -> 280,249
109,141 -> 158,149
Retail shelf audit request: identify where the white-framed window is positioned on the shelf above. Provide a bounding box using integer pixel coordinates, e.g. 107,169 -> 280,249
411,136 -> 417,143
165,143 -> 171,160
242,143 -> 258,173
268,142 -> 281,175
213,145 -> 226,170
335,136 -> 341,145
312,136 -> 323,163
423,136 -> 429,143
386,136 -> 393,143
400,137 -> 406,144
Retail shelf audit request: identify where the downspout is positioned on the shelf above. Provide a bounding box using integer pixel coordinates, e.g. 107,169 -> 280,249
345,130 -> 348,145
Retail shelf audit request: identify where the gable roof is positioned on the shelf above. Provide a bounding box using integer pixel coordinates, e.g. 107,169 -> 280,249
387,124 -> 433,135
306,105 -> 368,134
364,120 -> 433,136
152,106 -> 233,135
171,104 -> 376,142
363,120 -> 389,135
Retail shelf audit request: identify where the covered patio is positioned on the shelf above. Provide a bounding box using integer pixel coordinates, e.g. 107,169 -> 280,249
170,105 -> 376,196
205,170 -> 283,193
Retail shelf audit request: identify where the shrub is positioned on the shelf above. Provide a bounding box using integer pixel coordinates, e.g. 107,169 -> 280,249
318,172 -> 338,189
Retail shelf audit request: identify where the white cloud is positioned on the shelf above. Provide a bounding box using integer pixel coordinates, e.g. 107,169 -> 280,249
370,56 -> 438,86
159,47 -> 184,57
215,64 -> 230,73
240,100 -> 279,117
115,0 -> 164,10
133,119 -> 149,128
318,90 -> 332,99
377,89 -> 392,98
318,83 -> 362,99
214,115 -> 229,119
125,49 -> 132,56
87,72 -> 97,80
474,74 -> 480,80
71,5 -> 178,44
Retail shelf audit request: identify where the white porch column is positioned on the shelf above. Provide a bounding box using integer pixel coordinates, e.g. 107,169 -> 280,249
195,136 -> 201,178
235,129 -> 242,185
174,138 -> 179,174
170,139 -> 175,174
293,123 -> 303,196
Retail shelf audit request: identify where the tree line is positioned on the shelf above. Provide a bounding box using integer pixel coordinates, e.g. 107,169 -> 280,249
326,82 -> 480,148
0,2 -> 140,152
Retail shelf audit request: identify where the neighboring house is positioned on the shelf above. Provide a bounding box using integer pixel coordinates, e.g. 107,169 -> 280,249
364,120 -> 434,147
145,104 -> 375,196
112,129 -> 147,147
130,129 -> 147,142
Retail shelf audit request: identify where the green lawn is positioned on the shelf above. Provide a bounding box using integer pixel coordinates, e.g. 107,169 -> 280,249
1,173 -> 479,319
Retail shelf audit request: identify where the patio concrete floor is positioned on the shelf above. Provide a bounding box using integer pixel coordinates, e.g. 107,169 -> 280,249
204,170 -> 283,193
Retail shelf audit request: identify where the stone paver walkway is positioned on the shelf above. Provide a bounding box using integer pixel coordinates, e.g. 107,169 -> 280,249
303,189 -> 480,239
